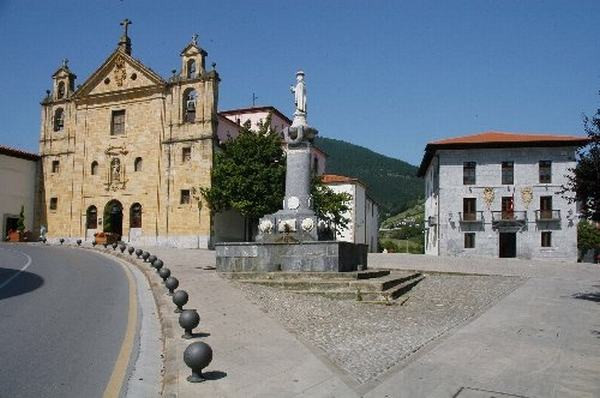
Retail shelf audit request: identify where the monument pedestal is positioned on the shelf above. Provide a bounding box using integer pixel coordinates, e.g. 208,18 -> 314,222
215,241 -> 367,272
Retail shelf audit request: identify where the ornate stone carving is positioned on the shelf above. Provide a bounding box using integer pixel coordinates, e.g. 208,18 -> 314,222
104,145 -> 129,156
520,187 -> 533,209
114,55 -> 127,87
301,218 -> 314,232
278,219 -> 297,233
258,219 -> 274,234
482,187 -> 495,209
287,196 -> 300,210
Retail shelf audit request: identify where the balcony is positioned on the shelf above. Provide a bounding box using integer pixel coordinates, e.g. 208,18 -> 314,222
459,211 -> 484,223
535,209 -> 561,222
491,211 -> 527,227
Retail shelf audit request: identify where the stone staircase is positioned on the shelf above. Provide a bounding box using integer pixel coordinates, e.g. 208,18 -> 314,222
222,270 -> 425,304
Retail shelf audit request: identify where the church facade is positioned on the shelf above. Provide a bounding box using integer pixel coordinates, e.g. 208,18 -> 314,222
39,24 -> 220,248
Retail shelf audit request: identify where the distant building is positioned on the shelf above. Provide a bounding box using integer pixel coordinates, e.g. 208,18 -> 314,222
217,106 -> 327,176
321,174 -> 379,252
418,131 -> 589,260
0,145 -> 40,239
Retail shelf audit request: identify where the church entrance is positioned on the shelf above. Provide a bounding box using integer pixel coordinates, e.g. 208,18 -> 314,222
103,200 -> 123,239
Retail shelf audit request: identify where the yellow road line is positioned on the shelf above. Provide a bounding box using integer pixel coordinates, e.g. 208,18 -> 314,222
103,257 -> 138,398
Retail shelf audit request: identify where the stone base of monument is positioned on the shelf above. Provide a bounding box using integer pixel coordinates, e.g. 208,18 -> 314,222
215,241 -> 368,272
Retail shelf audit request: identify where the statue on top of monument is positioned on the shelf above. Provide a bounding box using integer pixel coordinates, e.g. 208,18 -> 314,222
290,70 -> 306,115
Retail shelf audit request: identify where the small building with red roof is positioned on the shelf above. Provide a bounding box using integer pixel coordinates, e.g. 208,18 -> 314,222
418,131 -> 588,260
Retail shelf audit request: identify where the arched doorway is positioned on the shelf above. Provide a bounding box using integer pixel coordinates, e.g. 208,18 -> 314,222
103,200 -> 123,239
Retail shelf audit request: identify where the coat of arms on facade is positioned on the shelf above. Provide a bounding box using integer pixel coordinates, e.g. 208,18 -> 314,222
114,55 -> 127,87
482,187 -> 495,209
520,187 -> 533,208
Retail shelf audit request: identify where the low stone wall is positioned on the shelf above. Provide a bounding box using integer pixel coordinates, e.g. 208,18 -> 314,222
215,241 -> 368,272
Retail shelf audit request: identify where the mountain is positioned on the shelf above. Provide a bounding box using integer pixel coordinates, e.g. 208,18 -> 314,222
314,136 -> 423,217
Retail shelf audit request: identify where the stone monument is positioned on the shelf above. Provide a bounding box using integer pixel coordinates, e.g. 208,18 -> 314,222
215,71 -> 367,272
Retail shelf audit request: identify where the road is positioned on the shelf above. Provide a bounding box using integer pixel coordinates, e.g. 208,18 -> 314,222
0,243 -> 133,398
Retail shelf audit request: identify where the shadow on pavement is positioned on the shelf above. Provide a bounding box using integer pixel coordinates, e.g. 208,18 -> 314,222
0,267 -> 44,300
572,291 -> 600,303
202,370 -> 227,381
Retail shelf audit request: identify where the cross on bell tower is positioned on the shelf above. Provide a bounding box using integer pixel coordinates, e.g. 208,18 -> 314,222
118,18 -> 132,55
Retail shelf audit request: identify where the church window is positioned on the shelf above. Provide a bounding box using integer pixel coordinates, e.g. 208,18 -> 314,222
91,161 -> 99,175
86,205 -> 98,229
51,160 -> 60,173
183,89 -> 197,123
134,157 -> 143,172
187,59 -> 197,78
53,108 -> 64,131
50,197 -> 58,210
130,203 -> 142,228
130,73 -> 137,81
182,147 -> 191,162
180,189 -> 191,204
111,110 -> 126,135
57,81 -> 66,99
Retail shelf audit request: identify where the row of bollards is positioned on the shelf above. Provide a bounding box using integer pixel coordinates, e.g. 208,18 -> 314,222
47,237 -> 214,383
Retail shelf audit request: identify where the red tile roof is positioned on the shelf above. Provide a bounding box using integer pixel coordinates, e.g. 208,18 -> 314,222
417,130 -> 590,177
320,174 -> 359,184
0,145 -> 40,161
219,106 -> 293,125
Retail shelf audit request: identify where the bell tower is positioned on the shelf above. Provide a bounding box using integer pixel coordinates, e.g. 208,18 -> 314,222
51,58 -> 77,101
180,34 -> 207,79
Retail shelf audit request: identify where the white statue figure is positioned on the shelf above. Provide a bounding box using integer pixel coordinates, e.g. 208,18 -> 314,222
111,158 -> 121,181
290,70 -> 306,114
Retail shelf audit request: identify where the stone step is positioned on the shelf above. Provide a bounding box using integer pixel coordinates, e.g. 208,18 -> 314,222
223,269 -> 389,281
349,272 -> 423,292
381,275 -> 425,300
237,279 -> 353,291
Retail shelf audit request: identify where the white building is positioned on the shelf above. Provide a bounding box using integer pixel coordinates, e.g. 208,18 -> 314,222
418,131 -> 588,260
321,174 -> 379,252
0,145 -> 40,239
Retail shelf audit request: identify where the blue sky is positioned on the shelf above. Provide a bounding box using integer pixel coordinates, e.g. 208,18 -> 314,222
1,0 -> 599,165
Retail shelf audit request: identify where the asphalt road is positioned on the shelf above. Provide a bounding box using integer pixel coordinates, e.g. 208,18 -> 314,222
0,243 -> 131,398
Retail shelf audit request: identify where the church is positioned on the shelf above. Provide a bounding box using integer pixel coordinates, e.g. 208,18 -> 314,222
39,21 -> 219,248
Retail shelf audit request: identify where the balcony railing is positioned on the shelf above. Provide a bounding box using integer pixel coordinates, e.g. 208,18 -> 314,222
459,211 -> 484,223
535,209 -> 561,222
491,211 -> 527,225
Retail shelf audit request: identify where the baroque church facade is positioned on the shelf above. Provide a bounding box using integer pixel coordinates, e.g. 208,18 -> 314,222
39,23 -> 219,248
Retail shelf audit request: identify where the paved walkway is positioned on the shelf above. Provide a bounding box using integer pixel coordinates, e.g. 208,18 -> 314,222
134,249 -> 600,397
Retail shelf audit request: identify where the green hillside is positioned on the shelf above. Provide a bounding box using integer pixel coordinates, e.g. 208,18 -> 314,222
381,200 -> 425,229
315,136 -> 423,217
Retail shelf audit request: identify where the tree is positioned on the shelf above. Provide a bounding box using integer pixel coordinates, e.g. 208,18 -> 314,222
17,205 -> 25,233
561,101 -> 600,221
577,220 -> 600,261
200,115 -> 286,238
311,177 -> 352,239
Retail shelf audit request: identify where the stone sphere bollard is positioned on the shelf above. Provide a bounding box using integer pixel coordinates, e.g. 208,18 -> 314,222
103,243 -> 109,249
43,237 -> 47,244
179,309 -> 200,339
183,341 -> 213,383
142,251 -> 150,262
165,277 -> 179,295
92,240 -> 97,247
135,249 -> 143,258
172,290 -> 189,313
128,246 -> 135,255
158,267 -> 171,282
60,238 -> 65,245
119,243 -> 126,253
148,255 -> 157,264
112,242 -> 118,250
76,239 -> 82,246
152,259 -> 164,272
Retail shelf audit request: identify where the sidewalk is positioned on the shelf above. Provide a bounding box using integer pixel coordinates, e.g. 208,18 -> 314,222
131,249 -> 600,397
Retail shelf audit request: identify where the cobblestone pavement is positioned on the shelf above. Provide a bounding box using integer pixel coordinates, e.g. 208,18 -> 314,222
233,272 -> 525,384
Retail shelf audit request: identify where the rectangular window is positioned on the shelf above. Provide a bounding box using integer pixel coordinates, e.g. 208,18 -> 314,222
180,189 -> 190,204
111,110 -> 126,135
50,197 -> 58,210
539,160 -> 552,183
51,160 -> 60,173
540,196 -> 552,219
541,231 -> 552,247
501,196 -> 514,219
463,162 -> 476,185
463,198 -> 477,221
182,147 -> 191,162
464,233 -> 476,248
502,161 -> 514,185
